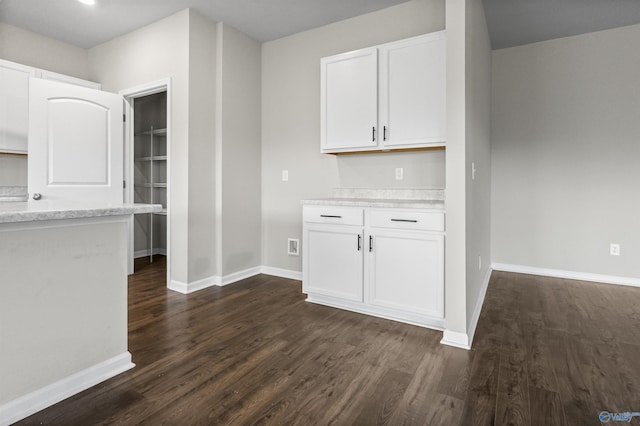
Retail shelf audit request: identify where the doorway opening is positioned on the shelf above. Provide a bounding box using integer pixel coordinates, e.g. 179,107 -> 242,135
133,92 -> 167,267
121,79 -> 171,285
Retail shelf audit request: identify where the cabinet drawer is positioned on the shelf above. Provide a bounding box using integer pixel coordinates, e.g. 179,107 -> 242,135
367,209 -> 444,232
303,206 -> 363,226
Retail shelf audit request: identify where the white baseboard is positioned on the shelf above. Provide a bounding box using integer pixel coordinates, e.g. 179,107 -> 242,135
440,330 -> 471,350
220,266 -> 262,286
465,266 -> 492,349
492,263 -> 640,288
167,266 -> 302,294
0,352 -> 134,426
168,266 -> 267,293
169,275 -> 220,294
440,267 -> 492,351
260,266 -> 302,281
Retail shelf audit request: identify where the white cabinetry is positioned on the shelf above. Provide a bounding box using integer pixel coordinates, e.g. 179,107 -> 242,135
321,49 -> 378,152
0,61 -> 35,154
320,31 -> 446,154
0,59 -> 101,155
302,205 -> 445,329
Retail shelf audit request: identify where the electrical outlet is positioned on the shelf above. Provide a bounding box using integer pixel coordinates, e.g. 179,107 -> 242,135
610,243 -> 620,256
282,170 -> 289,181
478,255 -> 482,270
395,167 -> 404,180
288,238 -> 299,256
472,162 -> 477,180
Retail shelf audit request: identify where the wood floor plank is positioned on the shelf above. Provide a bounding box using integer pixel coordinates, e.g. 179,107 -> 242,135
495,313 -> 530,426
14,259 -> 640,425
529,387 -> 566,426
460,348 -> 501,425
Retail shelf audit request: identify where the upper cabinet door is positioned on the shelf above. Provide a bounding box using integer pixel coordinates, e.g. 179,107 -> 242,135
321,48 -> 378,153
0,61 -> 36,154
379,32 -> 446,149
28,78 -> 124,203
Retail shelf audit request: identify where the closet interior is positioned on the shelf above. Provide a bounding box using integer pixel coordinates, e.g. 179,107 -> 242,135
133,91 -> 167,262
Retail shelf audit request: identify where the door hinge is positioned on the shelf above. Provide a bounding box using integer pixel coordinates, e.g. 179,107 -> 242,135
123,113 -> 126,122
123,180 -> 126,189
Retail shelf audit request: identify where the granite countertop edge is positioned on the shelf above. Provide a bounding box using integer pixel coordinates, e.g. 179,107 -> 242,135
0,202 -> 163,224
301,198 -> 445,210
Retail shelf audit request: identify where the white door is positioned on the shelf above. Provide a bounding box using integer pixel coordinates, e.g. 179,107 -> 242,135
367,230 -> 444,318
321,48 -> 378,153
28,78 -> 124,202
303,224 -> 364,302
379,32 -> 446,148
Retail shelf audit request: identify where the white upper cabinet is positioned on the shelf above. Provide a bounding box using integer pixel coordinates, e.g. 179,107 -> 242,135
320,31 -> 446,154
321,48 -> 378,152
0,61 -> 36,154
0,59 -> 101,155
379,32 -> 446,148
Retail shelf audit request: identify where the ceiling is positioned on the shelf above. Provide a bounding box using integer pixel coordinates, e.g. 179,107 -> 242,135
1,0 -> 640,50
482,0 -> 640,49
0,0 -> 411,48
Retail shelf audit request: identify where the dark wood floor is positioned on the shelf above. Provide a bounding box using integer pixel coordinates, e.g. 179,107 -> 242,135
17,259 -> 640,425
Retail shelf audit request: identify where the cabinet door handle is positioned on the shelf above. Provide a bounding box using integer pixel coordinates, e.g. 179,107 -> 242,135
372,126 -> 376,142
369,235 -> 373,252
390,219 -> 418,223
357,234 -> 362,251
320,215 -> 342,218
383,126 -> 387,141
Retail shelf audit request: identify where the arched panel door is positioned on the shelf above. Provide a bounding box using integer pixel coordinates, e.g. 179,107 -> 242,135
28,78 -> 123,202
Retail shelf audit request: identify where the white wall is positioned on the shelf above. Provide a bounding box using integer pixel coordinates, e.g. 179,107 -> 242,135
261,0 -> 446,273
0,218 -> 128,406
217,23 -> 262,277
187,12 -> 217,282
464,0 -> 492,335
443,0 -> 468,339
88,10 -> 195,285
0,23 -> 90,79
0,155 -> 27,186
443,0 -> 491,346
491,24 -> 640,280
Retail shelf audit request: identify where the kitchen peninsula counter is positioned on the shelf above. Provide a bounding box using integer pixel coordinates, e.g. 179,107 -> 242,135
0,202 -> 161,425
0,201 -> 161,224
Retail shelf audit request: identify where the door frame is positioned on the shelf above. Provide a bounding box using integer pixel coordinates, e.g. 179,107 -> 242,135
119,79 -> 172,286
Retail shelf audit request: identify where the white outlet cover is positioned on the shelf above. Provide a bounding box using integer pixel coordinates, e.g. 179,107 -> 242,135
282,170 -> 289,181
288,238 -> 299,256
610,243 -> 620,256
395,168 -> 403,180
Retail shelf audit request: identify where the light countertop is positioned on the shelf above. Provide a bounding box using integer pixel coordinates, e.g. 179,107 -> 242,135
301,188 -> 445,211
0,201 -> 163,224
301,197 -> 444,210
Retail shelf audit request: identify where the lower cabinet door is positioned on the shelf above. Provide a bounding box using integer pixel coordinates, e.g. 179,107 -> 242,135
303,225 -> 364,302
367,230 -> 444,318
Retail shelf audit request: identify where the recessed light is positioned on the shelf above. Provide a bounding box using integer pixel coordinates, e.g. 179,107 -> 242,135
78,0 -> 96,5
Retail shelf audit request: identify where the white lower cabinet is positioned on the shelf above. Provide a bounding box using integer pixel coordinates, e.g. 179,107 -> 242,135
304,225 -> 364,302
302,205 -> 445,329
367,229 -> 444,318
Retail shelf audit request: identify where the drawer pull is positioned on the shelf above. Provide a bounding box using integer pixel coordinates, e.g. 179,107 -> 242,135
320,214 -> 342,219
390,219 -> 418,223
